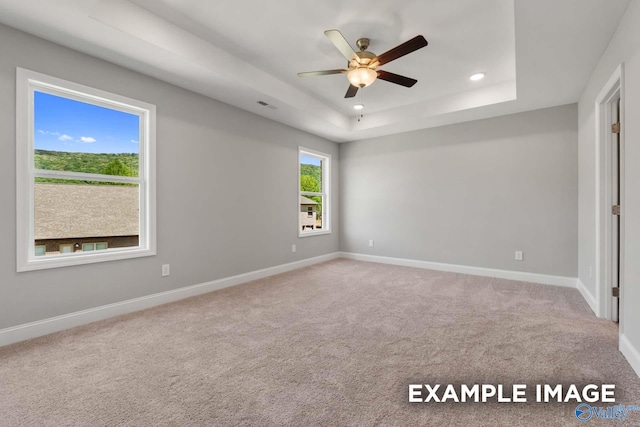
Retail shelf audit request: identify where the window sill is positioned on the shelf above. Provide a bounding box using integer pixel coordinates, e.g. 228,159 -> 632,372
17,247 -> 156,272
298,230 -> 332,238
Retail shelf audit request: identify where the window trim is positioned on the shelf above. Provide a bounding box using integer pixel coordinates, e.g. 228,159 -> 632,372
16,68 -> 156,272
298,147 -> 331,237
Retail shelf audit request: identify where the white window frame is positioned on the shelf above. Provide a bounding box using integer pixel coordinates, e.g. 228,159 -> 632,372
298,147 -> 330,237
16,68 -> 156,272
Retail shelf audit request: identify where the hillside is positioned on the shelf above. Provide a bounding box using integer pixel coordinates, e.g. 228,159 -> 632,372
300,164 -> 321,185
35,150 -> 139,176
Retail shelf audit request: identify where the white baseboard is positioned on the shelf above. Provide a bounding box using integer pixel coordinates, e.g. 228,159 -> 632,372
620,334 -> 640,378
0,252 -> 340,347
340,252 -> 577,288
0,251 -> 585,348
576,278 -> 599,316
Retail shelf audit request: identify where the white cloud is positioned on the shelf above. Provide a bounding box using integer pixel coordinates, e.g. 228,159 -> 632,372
131,139 -> 139,144
38,130 -> 61,136
58,134 -> 73,141
79,136 -> 96,143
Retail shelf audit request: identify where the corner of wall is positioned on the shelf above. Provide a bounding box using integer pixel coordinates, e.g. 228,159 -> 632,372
576,278 -> 599,316
620,334 -> 640,378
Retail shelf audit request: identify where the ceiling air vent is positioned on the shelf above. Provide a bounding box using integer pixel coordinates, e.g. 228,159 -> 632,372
257,100 -> 277,110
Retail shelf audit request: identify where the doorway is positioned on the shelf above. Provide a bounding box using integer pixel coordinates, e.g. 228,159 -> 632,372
595,64 -> 624,327
611,97 -> 621,322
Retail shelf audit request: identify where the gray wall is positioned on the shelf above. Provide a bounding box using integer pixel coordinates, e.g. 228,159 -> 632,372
0,24 -> 339,330
578,1 -> 640,365
340,104 -> 578,277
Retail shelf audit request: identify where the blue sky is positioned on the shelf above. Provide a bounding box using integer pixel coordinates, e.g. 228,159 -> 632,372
34,91 -> 140,154
300,155 -> 321,166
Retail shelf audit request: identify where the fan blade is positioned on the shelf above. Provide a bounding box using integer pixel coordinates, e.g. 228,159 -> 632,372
372,35 -> 428,66
376,70 -> 418,87
345,85 -> 359,98
325,29 -> 359,62
298,69 -> 348,77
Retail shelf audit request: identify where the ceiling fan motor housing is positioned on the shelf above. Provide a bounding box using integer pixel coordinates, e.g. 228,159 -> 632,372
350,50 -> 376,68
348,40 -> 380,88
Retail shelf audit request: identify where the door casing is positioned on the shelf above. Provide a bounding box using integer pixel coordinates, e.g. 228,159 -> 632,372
595,64 -> 625,331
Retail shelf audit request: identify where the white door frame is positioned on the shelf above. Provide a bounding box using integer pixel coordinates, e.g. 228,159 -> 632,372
595,64 -> 625,329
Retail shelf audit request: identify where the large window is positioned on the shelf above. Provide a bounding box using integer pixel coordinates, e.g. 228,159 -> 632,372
16,68 -> 156,271
299,148 -> 330,236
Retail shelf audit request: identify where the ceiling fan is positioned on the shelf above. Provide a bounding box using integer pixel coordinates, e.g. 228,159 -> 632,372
298,30 -> 428,98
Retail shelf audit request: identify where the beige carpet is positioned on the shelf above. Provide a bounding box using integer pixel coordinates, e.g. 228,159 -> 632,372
1,259 -> 639,426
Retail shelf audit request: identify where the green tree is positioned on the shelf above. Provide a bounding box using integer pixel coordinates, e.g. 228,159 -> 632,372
300,175 -> 320,192
103,159 -> 133,177
300,164 -> 321,184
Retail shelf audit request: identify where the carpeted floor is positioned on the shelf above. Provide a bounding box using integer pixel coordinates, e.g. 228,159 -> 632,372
1,259 -> 639,426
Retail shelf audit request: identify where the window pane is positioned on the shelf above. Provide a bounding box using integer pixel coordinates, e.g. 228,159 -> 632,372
34,91 -> 140,177
299,149 -> 329,235
34,180 -> 140,257
300,154 -> 322,192
300,195 -> 323,230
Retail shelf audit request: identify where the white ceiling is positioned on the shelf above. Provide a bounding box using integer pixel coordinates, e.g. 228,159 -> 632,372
0,0 -> 630,142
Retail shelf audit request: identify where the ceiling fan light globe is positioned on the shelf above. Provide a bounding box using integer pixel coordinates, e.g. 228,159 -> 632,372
347,68 -> 377,88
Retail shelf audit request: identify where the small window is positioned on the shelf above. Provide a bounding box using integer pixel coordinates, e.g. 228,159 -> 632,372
16,68 -> 156,272
299,148 -> 330,236
82,242 -> 108,252
35,245 -> 46,256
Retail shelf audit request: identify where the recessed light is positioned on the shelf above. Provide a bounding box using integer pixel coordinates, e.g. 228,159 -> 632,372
470,73 -> 485,81
353,104 -> 364,110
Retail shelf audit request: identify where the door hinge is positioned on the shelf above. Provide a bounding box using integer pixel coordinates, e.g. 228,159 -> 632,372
612,205 -> 621,216
612,287 -> 620,298
612,122 -> 621,134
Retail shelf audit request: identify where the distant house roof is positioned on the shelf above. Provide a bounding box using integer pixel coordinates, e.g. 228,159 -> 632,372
35,183 -> 139,240
300,195 -> 318,205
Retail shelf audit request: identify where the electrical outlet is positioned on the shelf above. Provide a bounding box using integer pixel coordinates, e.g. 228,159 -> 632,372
161,264 -> 170,277
515,251 -> 523,261
292,244 -> 296,253
369,239 -> 374,247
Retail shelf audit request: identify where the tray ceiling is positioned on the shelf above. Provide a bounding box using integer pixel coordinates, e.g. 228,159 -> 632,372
0,0 -> 630,142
